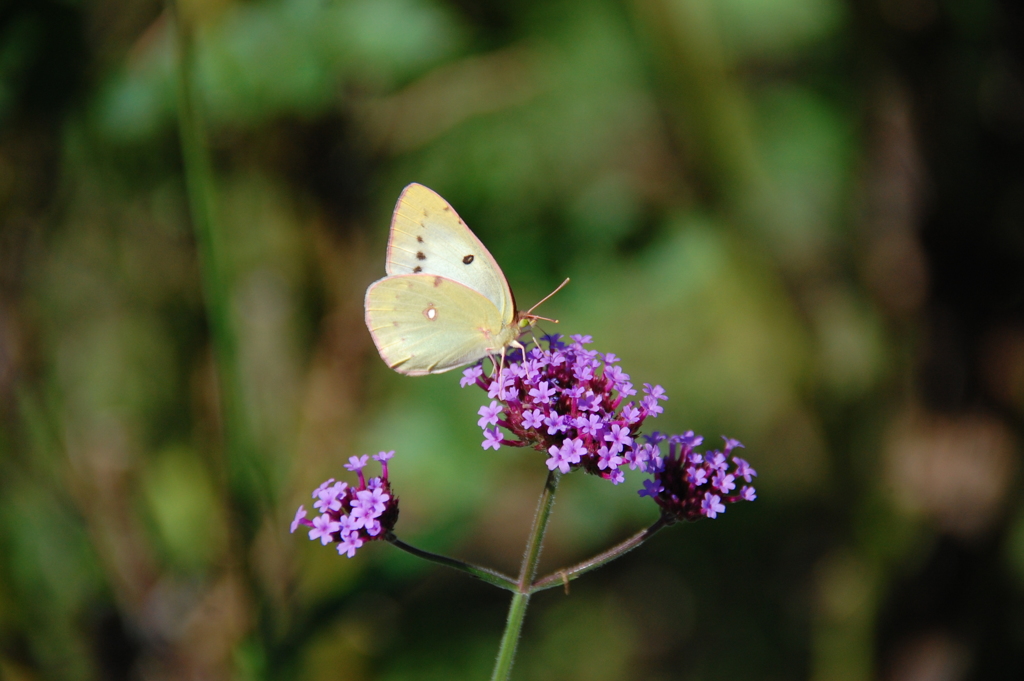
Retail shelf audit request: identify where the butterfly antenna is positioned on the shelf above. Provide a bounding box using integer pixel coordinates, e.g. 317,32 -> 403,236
523,278 -> 570,320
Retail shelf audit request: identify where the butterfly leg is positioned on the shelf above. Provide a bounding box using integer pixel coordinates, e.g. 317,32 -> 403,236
490,342 -> 526,385
509,339 -> 531,370
487,345 -> 510,381
496,345 -> 509,383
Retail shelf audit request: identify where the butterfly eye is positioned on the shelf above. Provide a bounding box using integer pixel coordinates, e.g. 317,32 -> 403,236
463,255 -> 474,264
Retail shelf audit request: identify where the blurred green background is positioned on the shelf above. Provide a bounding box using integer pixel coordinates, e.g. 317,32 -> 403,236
2,0 -> 1024,679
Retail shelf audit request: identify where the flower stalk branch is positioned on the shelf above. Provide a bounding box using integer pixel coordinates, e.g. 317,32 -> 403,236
386,534 -> 517,591
531,513 -> 673,593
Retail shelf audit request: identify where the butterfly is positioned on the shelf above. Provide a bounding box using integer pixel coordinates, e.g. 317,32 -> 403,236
364,183 -> 565,376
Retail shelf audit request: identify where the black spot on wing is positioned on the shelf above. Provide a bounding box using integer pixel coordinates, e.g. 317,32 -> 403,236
416,252 -> 426,260
417,236 -> 423,243
463,254 -> 474,264
413,266 -> 422,273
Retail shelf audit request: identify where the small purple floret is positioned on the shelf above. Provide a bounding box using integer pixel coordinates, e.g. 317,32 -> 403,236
483,428 -> 504,451
478,401 -> 503,428
521,409 -> 545,429
712,471 -> 736,494
733,458 -> 757,482
337,531 -> 364,558
597,446 -> 624,471
356,487 -> 390,515
701,492 -> 726,519
310,514 -> 341,545
641,395 -> 664,416
461,365 -> 484,387
708,452 -> 728,472
622,405 -> 642,424
345,455 -> 369,472
576,414 -> 603,437
643,384 -> 668,401
639,479 -> 664,498
291,506 -> 308,533
529,381 -> 556,404
722,436 -> 744,453
312,478 -> 335,499
604,424 -> 633,455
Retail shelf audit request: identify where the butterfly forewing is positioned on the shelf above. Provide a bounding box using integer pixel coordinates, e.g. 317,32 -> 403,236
386,183 -> 515,324
365,274 -> 518,376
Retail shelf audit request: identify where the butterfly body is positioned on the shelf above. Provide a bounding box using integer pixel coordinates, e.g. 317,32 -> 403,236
365,183 -> 522,375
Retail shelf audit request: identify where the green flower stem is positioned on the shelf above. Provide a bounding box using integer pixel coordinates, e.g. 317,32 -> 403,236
491,470 -> 560,681
531,514 -> 673,594
385,534 -> 517,591
170,2 -> 266,532
493,592 -> 529,679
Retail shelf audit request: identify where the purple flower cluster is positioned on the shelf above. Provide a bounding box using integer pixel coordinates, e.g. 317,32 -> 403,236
638,434 -> 757,521
290,451 -> 399,558
462,334 -> 667,485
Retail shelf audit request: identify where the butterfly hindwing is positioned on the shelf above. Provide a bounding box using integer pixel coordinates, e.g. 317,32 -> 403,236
365,274 -> 518,376
386,183 -> 515,324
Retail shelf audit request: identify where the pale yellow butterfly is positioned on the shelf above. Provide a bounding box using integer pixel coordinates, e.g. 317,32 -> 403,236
364,183 -> 565,375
